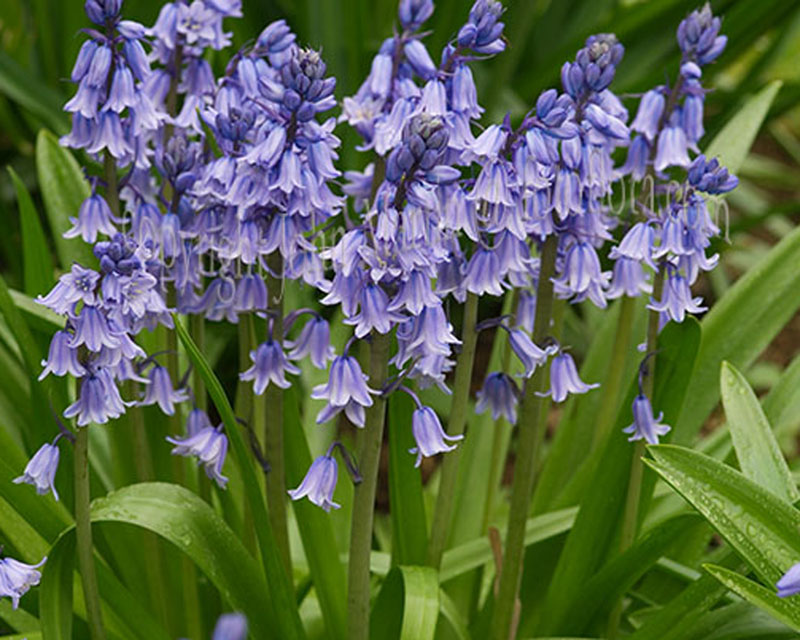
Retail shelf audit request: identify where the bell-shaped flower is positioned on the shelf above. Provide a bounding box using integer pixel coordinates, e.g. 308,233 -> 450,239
13,442 -> 60,500
240,340 -> 300,393
39,330 -> 86,380
212,613 -> 248,640
64,368 -> 128,426
286,316 -> 335,369
409,406 -> 463,467
167,426 -> 229,488
0,556 -> 46,609
622,394 -> 670,444
777,562 -> 800,598
507,329 -> 556,378
541,352 -> 599,403
288,454 -> 340,511
312,355 -> 376,427
476,372 -> 519,424
140,365 -> 188,416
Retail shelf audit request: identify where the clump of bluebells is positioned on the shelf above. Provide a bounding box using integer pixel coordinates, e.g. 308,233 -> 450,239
10,0 -> 746,623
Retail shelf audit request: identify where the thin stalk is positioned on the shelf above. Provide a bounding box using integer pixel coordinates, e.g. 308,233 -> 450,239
608,269 -> 665,638
427,291 -> 480,568
74,428 -> 107,640
590,296 -> 637,451
491,235 -> 559,640
347,332 -> 391,640
190,314 -> 207,412
265,255 -> 291,578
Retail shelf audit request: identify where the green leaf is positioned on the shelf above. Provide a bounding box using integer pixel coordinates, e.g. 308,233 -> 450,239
704,81 -> 782,174
173,316 -> 306,640
39,533 -> 74,640
9,288 -> 64,332
284,386 -> 347,640
387,393 -> 427,566
676,224 -> 800,444
437,589 -> 469,640
704,564 -> 800,632
646,445 -> 800,586
8,167 -> 53,297
35,130 -> 94,269
369,566 -> 439,640
720,361 -> 799,502
0,51 -> 67,135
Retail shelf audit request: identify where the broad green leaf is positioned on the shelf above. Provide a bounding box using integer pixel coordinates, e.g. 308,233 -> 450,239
0,51 -> 67,135
173,316 -> 306,640
704,81 -> 782,174
8,167 -> 53,297
553,514 -> 702,635
720,361 -> 798,502
284,386 -> 347,640
705,564 -> 800,632
437,589 -> 469,640
0,599 -> 40,635
646,445 -> 800,587
35,130 -> 94,269
387,393 -> 427,566
370,566 -> 439,640
9,289 -> 63,332
676,224 -> 800,444
39,534 -> 74,640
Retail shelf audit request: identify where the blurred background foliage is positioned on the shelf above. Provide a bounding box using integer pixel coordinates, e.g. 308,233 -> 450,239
1,0 -> 800,405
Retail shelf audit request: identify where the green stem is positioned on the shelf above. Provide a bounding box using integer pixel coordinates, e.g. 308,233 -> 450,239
265,256 -> 291,579
190,314 -> 207,412
590,296 -> 637,451
491,235 -> 559,640
608,269 -> 665,638
74,428 -> 107,640
427,291 -> 480,568
347,332 -> 391,640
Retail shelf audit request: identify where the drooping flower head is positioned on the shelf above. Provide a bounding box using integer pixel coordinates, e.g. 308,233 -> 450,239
0,555 -> 46,609
288,454 -> 340,512
13,441 -> 61,501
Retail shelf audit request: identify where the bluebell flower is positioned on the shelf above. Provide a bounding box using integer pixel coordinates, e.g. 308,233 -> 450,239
398,0 -> 434,31
240,340 -> 300,393
39,330 -> 86,380
186,408 -> 213,437
647,268 -> 706,323
476,372 -> 519,424
677,3 -> 727,65
312,355 -> 375,427
542,352 -> 599,403
69,306 -> 121,352
463,248 -> 505,296
64,368 -> 128,426
140,366 -> 188,415
507,328 -> 556,378
553,241 -> 610,308
409,406 -> 463,467
212,613 -> 248,640
607,257 -> 651,299
457,0 -> 506,55
623,394 -> 670,444
37,265 -> 100,315
345,283 -> 404,338
0,556 -> 46,609
687,154 -> 738,194
13,442 -> 60,500
654,114 -> 691,172
64,193 -> 119,244
286,316 -> 334,369
630,89 -> 665,142
288,454 -> 340,511
777,562 -> 800,598
167,426 -> 229,488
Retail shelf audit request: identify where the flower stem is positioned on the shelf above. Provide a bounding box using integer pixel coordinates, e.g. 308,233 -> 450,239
590,296 -> 637,451
491,234 -> 559,640
427,291 -> 479,568
265,255 -> 291,579
74,427 -> 107,640
608,269 -> 665,638
347,331 -> 391,640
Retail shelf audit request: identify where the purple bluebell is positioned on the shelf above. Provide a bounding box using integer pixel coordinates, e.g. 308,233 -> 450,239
64,193 -> 119,243
560,33 -> 624,99
398,0 -> 434,31
777,562 -> 800,598
476,372 -> 519,424
409,406 -> 463,467
140,366 -> 188,415
463,249 -> 505,296
13,441 -> 60,500
186,408 -> 213,437
630,90 -> 665,143
647,268 -> 706,323
39,330 -> 85,380
687,154 -> 738,194
37,264 -> 100,315
64,367 -> 128,426
167,426 -> 229,488
240,340 -> 300,393
212,613 -> 248,640
507,328 -> 556,378
345,283 -> 404,338
654,114 -> 690,172
0,556 -> 46,609
607,258 -> 651,299
288,454 -> 340,511
286,316 -> 334,369
542,352 -> 599,403
457,0 -> 506,55
69,306 -> 121,352
553,241 -> 610,308
623,394 -> 670,444
312,355 -> 376,427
